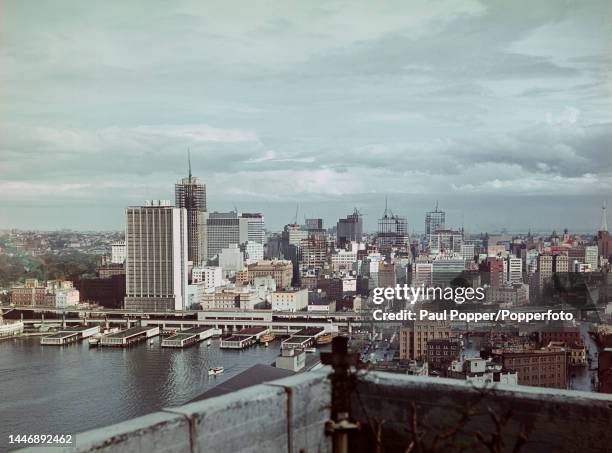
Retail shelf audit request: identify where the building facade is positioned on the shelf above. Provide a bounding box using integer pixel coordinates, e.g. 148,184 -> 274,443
124,200 -> 188,311
175,172 -> 207,265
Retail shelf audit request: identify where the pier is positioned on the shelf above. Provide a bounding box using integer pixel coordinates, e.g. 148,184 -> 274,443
99,326 -> 160,347
161,326 -> 220,348
281,327 -> 326,350
40,325 -> 100,345
220,326 -> 270,349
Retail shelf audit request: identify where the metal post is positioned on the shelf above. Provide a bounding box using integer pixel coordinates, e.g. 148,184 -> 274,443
321,336 -> 361,453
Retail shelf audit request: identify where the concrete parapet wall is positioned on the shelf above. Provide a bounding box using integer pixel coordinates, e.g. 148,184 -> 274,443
19,371 -> 331,453
350,371 -> 612,452
17,370 -> 612,453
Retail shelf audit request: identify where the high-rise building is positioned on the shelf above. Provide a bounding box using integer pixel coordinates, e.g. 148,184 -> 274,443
480,256 -> 505,288
124,200 -> 188,311
425,202 -> 445,235
585,245 -> 599,270
378,262 -> 396,288
243,241 -> 264,263
597,201 -> 612,262
110,241 -> 126,264
305,218 -> 324,232
431,253 -> 465,287
377,202 -> 409,249
241,213 -> 265,244
506,256 -> 523,283
413,258 -> 433,287
298,233 -> 329,273
337,209 -> 363,246
460,243 -> 475,262
207,212 -> 248,259
429,229 -> 463,254
175,157 -> 207,265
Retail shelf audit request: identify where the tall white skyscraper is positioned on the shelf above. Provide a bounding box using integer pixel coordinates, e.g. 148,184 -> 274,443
124,200 -> 188,311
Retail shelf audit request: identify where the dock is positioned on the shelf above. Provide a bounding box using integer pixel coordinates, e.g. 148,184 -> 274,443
220,326 -> 270,349
99,326 -> 160,347
41,325 -> 100,345
281,327 -> 326,350
161,326 -> 220,348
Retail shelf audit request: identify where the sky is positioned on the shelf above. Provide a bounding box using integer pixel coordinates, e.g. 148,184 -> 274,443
0,0 -> 610,233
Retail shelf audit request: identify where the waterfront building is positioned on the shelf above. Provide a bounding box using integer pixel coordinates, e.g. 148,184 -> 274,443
271,288 -> 308,312
200,286 -> 259,310
124,200 -> 188,311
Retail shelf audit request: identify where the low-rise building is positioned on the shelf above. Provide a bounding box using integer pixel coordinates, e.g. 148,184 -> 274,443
426,338 -> 462,376
307,299 -> 336,313
200,286 -> 259,310
192,266 -> 223,288
399,320 -> 452,361
247,260 -> 293,289
271,288 -> 308,312
501,349 -> 567,389
449,357 -> 518,385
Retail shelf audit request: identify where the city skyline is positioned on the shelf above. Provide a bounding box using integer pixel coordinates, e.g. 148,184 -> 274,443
1,1 -> 611,231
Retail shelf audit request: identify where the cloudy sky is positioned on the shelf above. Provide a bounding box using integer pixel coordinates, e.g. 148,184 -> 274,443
1,0 -> 610,233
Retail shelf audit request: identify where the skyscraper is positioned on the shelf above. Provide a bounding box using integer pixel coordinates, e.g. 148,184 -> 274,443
206,211 -> 248,259
124,200 -> 188,311
241,212 -> 265,244
377,201 -> 409,248
337,209 -> 363,246
425,202 -> 445,235
175,153 -> 207,264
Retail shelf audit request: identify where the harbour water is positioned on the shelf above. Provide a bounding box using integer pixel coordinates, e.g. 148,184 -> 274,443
0,336 -> 282,449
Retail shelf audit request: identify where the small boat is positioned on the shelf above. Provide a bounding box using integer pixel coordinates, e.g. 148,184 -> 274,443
265,341 -> 269,347
260,333 -> 275,343
208,366 -> 224,376
149,339 -> 155,345
305,347 -> 317,353
317,333 -> 333,345
207,339 -> 212,347
88,338 -> 99,347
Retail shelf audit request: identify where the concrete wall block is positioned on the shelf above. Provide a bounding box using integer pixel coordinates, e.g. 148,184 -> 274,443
166,384 -> 289,453
351,371 -> 612,453
266,370 -> 332,453
20,411 -> 193,453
